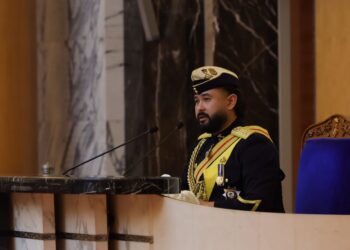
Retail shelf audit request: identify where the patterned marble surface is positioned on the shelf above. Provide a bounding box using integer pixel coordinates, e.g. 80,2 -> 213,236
13,238 -> 55,250
12,193 -> 55,233
10,193 -> 55,250
0,176 -> 180,194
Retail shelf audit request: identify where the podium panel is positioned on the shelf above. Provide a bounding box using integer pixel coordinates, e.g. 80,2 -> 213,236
0,176 -> 179,250
11,193 -> 55,250
56,194 -> 108,250
1,176 -> 350,249
112,195 -> 350,250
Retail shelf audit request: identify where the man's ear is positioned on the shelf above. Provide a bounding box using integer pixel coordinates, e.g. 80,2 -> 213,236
226,94 -> 237,111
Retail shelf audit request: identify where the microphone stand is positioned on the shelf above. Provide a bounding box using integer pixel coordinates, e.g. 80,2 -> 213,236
62,127 -> 158,176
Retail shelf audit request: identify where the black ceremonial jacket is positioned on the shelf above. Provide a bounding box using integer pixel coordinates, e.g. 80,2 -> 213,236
182,119 -> 285,212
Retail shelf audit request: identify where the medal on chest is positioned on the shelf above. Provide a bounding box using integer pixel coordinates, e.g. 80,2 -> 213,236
216,157 -> 226,186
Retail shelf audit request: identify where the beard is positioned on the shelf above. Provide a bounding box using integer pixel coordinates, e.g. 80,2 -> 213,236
197,111 -> 228,134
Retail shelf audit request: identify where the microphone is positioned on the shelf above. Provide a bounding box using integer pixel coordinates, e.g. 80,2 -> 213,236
62,126 -> 159,176
123,121 -> 184,176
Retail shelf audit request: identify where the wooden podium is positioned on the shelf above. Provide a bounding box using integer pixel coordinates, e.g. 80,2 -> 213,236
1,176 -> 350,250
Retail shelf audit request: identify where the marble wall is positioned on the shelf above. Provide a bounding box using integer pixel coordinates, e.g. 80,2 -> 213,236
124,0 -> 204,177
37,0 -> 125,176
213,0 -> 279,143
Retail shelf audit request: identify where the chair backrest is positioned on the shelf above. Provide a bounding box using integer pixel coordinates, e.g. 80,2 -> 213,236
302,114 -> 350,145
296,115 -> 350,214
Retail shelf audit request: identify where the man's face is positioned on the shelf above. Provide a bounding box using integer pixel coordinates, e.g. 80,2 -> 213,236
194,88 -> 235,133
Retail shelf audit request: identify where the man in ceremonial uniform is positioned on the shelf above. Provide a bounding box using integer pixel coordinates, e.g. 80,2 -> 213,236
182,66 -> 285,212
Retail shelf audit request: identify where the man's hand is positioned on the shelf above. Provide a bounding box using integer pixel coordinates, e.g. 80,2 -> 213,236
199,200 -> 214,207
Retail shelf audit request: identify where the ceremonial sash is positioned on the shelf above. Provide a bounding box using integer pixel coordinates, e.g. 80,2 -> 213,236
194,134 -> 240,182
203,138 -> 241,199
189,125 -> 272,200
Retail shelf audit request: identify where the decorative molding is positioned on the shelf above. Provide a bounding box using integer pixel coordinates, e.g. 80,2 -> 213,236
57,232 -> 108,241
0,230 -> 55,240
110,233 -> 153,243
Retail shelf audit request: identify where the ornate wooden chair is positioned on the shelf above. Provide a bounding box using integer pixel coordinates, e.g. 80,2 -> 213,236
296,114 -> 350,214
302,114 -> 350,145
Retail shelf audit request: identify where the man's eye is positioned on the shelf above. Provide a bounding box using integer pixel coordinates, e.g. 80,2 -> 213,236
203,98 -> 211,101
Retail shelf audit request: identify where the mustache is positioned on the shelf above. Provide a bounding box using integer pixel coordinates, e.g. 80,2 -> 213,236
197,112 -> 210,120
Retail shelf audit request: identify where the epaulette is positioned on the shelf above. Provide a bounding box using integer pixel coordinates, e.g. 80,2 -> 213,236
231,126 -> 271,140
198,133 -> 212,140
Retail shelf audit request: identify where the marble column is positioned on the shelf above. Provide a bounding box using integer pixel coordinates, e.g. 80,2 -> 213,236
37,0 -> 125,177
